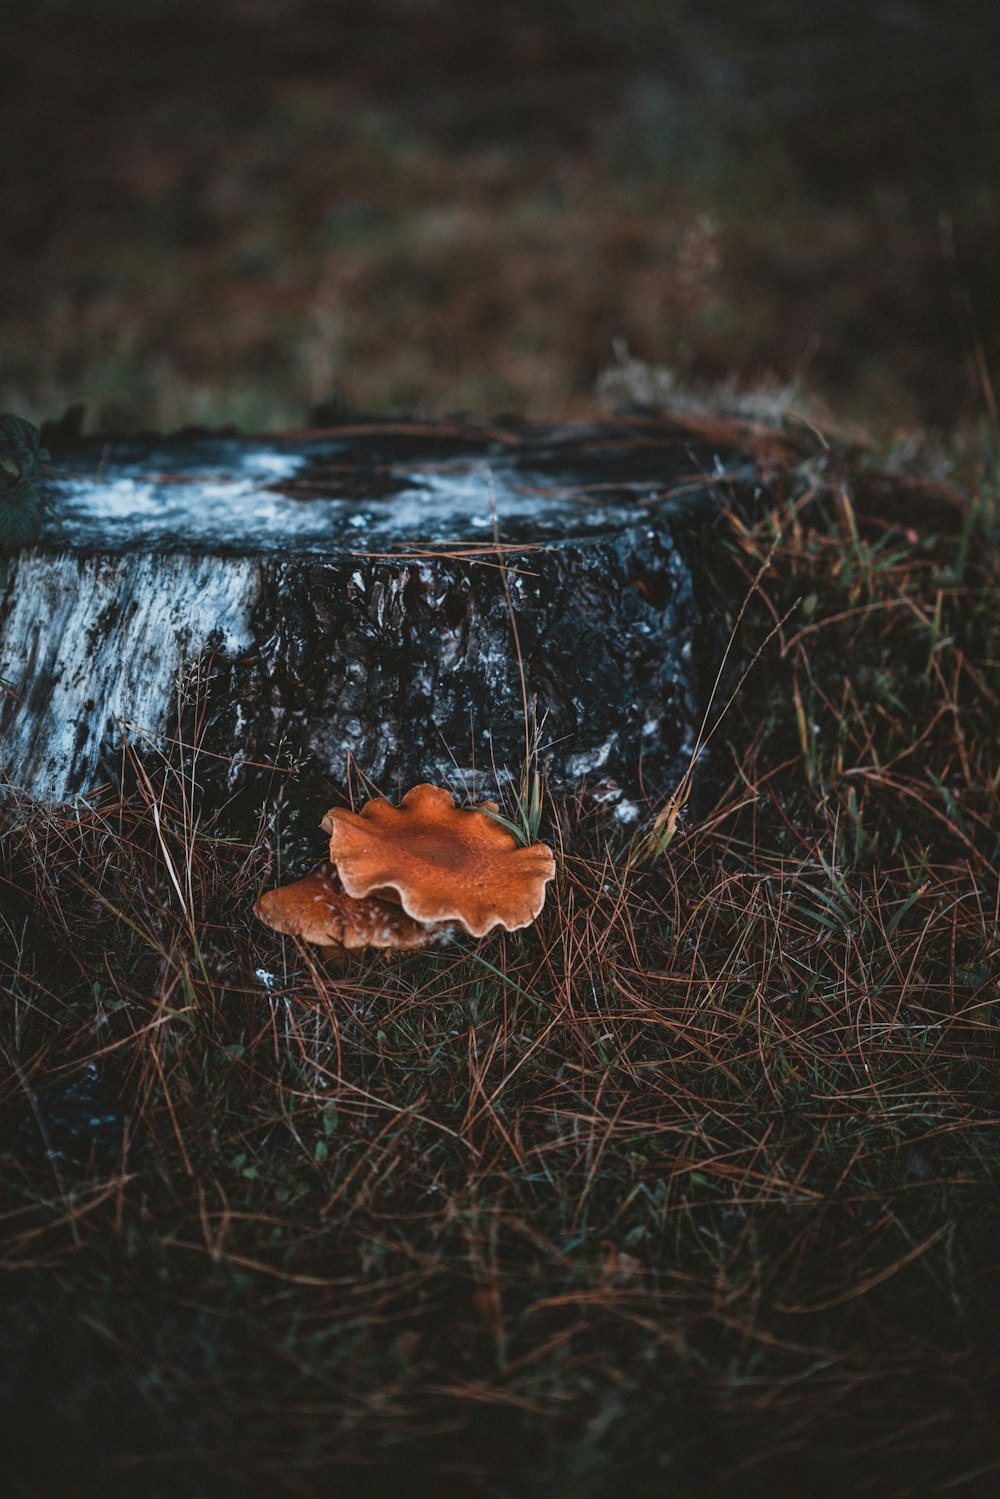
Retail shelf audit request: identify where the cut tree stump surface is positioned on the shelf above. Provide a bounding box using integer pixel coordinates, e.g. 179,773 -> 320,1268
0,416 -> 779,815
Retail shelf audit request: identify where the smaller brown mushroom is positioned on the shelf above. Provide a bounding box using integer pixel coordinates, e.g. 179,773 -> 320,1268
322,782 -> 555,938
255,862 -> 447,958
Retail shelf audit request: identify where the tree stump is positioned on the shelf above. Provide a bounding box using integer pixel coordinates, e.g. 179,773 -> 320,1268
0,417 -> 770,818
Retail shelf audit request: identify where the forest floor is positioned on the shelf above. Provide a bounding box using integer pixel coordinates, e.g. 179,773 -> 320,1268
3,434 -> 1000,1497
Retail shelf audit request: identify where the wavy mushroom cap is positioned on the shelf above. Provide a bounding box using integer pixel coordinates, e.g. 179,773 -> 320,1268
321,782 -> 555,938
255,863 -> 443,952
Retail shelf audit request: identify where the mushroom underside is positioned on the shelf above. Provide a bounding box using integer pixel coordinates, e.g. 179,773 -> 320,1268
255,863 -> 451,953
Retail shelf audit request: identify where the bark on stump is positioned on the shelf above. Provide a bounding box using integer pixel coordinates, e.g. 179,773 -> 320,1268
0,417 -> 768,819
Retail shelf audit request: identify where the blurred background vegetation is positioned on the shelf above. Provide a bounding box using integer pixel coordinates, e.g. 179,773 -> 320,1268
2,0 -> 999,436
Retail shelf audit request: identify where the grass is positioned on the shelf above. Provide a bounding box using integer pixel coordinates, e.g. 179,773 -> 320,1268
3,443 -> 1000,1496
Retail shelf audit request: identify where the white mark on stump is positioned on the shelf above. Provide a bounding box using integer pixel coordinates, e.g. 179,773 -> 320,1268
0,550 -> 260,802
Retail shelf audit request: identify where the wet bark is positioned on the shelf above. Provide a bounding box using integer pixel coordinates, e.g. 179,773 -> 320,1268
0,417 -> 770,819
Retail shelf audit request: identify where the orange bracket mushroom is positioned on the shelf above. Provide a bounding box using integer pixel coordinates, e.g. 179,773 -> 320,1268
321,782 -> 555,938
255,862 -> 446,957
